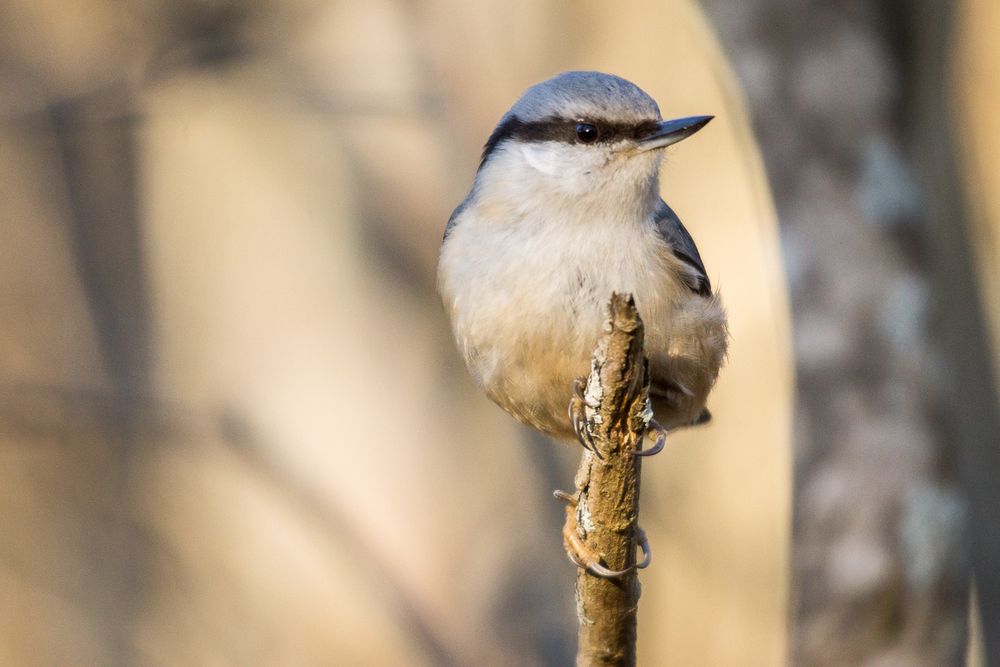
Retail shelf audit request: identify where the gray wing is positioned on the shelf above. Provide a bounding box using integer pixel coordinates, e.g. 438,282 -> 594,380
653,199 -> 712,297
650,202 -> 714,428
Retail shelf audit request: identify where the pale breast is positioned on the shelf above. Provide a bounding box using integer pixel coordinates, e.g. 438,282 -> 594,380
439,203 -> 712,439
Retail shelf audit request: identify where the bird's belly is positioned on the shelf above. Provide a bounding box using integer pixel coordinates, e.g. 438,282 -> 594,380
458,286 -> 604,439
460,284 -> 726,439
459,286 -> 663,436
440,211 -> 726,440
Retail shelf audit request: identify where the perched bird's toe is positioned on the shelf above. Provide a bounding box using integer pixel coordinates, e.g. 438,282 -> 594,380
633,419 -> 668,457
562,509 -> 634,579
569,377 -> 602,459
558,494 -> 652,578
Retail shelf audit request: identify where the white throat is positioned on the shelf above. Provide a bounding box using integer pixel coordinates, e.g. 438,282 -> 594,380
475,140 -> 663,222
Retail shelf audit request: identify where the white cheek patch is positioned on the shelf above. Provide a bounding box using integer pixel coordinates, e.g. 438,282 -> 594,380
521,142 -> 570,176
520,142 -> 606,176
519,142 -> 610,194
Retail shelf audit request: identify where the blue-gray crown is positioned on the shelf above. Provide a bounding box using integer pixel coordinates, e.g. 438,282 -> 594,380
480,72 -> 663,167
510,71 -> 661,124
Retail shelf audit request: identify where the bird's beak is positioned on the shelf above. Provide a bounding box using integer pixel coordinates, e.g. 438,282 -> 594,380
635,115 -> 713,152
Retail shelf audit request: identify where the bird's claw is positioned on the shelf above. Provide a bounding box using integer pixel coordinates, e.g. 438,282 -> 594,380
633,419 -> 668,457
556,493 -> 651,579
634,528 -> 652,570
569,378 -> 602,459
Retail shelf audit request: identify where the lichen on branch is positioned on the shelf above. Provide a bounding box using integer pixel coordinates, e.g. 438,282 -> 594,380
566,292 -> 651,667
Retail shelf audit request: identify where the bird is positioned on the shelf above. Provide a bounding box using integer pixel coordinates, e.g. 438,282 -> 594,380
438,71 -> 728,459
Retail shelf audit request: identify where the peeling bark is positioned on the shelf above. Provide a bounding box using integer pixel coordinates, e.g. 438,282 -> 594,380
567,293 -> 650,667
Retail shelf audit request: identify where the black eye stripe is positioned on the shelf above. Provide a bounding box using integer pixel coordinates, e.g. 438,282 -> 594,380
480,115 -> 660,167
514,117 -> 659,144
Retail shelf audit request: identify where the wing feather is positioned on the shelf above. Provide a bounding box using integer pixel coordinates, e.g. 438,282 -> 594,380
653,199 -> 711,297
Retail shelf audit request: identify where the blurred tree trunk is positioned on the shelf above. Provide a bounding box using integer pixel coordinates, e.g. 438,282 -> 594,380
700,0 -> 997,663
915,2 -> 1000,662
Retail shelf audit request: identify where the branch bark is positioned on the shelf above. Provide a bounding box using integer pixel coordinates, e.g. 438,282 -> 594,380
567,293 -> 650,667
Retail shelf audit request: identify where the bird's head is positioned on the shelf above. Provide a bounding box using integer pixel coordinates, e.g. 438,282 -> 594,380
474,71 -> 712,214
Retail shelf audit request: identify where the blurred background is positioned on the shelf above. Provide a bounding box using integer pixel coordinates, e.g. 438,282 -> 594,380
0,0 -> 997,665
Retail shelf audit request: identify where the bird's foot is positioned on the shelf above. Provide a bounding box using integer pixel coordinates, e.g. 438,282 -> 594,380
633,419 -> 668,457
555,491 -> 651,578
631,407 -> 713,457
568,377 -> 602,459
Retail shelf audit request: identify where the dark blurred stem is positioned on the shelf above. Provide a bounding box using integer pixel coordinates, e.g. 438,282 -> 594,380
912,2 -> 1000,660
567,294 -> 648,666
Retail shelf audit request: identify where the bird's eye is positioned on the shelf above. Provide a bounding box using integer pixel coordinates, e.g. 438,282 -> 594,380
575,122 -> 599,143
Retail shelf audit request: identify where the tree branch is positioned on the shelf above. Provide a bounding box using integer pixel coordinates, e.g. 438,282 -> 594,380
566,293 -> 650,666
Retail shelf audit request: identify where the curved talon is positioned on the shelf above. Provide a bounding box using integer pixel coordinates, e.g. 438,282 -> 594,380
633,420 -> 668,457
569,378 -> 603,459
587,560 -> 633,579
635,528 -> 652,569
568,398 -> 590,450
564,524 -> 633,579
563,505 -> 651,580
564,536 -> 587,569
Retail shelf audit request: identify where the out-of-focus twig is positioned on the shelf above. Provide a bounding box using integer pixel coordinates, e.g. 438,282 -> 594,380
565,293 -> 650,666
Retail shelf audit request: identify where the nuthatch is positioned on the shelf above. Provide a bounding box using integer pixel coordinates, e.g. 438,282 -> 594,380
438,71 -> 727,459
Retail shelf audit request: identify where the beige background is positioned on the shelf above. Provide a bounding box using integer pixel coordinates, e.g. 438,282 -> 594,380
4,0 -> 997,664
